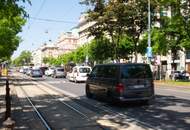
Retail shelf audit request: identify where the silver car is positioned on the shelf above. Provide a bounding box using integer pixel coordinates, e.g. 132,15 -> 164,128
52,67 -> 65,78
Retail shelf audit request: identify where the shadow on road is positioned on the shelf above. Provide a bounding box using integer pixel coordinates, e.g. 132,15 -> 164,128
1,78 -> 190,130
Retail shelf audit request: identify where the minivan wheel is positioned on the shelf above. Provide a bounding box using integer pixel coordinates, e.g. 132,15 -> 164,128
86,85 -> 93,98
143,99 -> 152,105
107,91 -> 117,105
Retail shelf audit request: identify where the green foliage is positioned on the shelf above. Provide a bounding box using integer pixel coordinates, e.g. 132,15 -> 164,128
13,51 -> 31,66
140,28 -> 168,56
0,0 -> 30,60
88,37 -> 113,63
81,0 -> 158,62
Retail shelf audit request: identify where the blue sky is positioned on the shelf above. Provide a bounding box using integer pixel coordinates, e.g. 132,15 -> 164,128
12,0 -> 86,58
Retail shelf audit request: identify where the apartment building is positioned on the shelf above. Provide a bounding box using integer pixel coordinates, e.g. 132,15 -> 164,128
75,14 -> 95,46
55,32 -> 79,55
32,43 -> 58,66
32,48 -> 43,66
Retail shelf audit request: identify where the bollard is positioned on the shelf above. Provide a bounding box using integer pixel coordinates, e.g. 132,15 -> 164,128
3,117 -> 15,130
5,79 -> 11,120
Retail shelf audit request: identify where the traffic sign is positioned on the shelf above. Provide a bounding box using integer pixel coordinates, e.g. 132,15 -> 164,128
146,47 -> 152,58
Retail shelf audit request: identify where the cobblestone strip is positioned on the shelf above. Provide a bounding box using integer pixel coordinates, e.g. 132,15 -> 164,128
0,85 -> 5,130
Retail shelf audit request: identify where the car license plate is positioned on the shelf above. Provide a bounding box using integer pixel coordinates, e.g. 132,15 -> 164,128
133,85 -> 145,89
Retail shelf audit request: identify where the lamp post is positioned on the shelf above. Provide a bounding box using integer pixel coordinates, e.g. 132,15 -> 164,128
147,0 -> 152,63
148,0 -> 151,48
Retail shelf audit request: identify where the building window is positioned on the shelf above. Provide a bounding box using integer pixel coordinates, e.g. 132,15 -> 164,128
186,50 -> 190,59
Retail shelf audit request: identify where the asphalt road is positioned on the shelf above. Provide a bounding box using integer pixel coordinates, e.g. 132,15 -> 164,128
38,76 -> 190,130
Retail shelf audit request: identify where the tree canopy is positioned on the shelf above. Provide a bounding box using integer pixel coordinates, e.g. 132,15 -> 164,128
0,0 -> 30,60
13,51 -> 32,66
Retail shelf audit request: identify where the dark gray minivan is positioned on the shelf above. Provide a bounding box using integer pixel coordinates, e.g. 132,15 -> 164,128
86,63 -> 154,104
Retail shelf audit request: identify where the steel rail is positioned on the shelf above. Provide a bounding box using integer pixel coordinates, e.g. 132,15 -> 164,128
16,75 -> 157,130
33,83 -> 89,119
19,84 -> 52,130
38,80 -> 160,130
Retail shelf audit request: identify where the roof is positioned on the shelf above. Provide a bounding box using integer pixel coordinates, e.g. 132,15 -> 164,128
95,63 -> 149,66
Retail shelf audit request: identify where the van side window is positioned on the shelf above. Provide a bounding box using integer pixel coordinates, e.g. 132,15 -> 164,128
103,66 -> 117,78
121,65 -> 152,79
90,67 -> 98,77
96,66 -> 104,77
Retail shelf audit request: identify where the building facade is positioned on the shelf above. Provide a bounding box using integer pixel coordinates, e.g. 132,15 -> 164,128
32,43 -> 59,66
55,32 -> 79,55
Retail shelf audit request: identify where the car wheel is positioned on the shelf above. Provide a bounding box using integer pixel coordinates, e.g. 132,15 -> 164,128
86,85 -> 93,98
74,78 -> 78,83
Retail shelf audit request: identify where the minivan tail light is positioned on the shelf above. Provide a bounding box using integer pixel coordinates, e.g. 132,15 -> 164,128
116,83 -> 124,93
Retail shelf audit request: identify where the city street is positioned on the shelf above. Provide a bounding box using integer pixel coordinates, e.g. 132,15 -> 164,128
34,76 -> 190,130
1,1 -> 190,130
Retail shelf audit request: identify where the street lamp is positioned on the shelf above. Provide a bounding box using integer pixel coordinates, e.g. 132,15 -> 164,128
147,0 -> 152,63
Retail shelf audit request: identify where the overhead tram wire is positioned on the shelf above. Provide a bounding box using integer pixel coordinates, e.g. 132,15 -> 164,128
29,17 -> 77,24
23,0 -> 47,37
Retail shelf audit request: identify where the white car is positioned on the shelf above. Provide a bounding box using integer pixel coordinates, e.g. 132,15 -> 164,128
45,67 -> 55,76
67,66 -> 91,83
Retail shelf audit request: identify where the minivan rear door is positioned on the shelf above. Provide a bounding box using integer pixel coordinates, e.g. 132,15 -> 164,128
120,64 -> 154,98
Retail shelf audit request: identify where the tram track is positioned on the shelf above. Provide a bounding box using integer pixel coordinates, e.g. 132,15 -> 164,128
38,81 -> 157,130
11,77 -> 105,130
10,74 -> 157,130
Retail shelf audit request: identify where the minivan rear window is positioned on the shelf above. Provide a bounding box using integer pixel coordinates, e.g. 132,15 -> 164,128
121,65 -> 152,79
79,68 -> 91,73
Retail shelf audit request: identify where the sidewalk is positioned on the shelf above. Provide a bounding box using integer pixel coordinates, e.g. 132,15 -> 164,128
0,84 -> 5,130
154,80 -> 190,89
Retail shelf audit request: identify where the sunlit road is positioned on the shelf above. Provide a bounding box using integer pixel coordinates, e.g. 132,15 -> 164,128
38,76 -> 190,130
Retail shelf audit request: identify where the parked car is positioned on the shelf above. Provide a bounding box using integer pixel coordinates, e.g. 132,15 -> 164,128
86,63 -> 154,104
170,70 -> 190,80
26,68 -> 32,76
181,71 -> 190,80
30,69 -> 43,77
52,67 -> 65,78
45,67 -> 55,76
170,70 -> 181,80
67,66 -> 91,83
40,66 -> 48,75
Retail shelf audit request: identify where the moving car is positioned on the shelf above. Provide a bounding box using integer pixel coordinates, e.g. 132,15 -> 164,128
67,66 -> 91,82
86,63 -> 154,104
52,67 -> 65,78
30,69 -> 43,77
45,67 -> 55,76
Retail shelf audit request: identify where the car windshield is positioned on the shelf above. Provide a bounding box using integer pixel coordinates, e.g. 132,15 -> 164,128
33,70 -> 41,75
57,68 -> 64,72
121,65 -> 152,79
79,68 -> 91,73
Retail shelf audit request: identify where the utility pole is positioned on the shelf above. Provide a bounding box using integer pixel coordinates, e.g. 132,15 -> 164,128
147,0 -> 152,63
148,0 -> 151,48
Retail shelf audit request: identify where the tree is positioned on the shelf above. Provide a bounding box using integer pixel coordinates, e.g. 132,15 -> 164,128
140,28 -> 168,56
155,0 -> 190,70
0,0 -> 30,60
88,37 -> 113,63
81,0 -> 158,62
13,51 -> 32,66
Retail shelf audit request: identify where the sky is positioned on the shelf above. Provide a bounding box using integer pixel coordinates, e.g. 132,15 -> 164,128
12,0 -> 87,58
